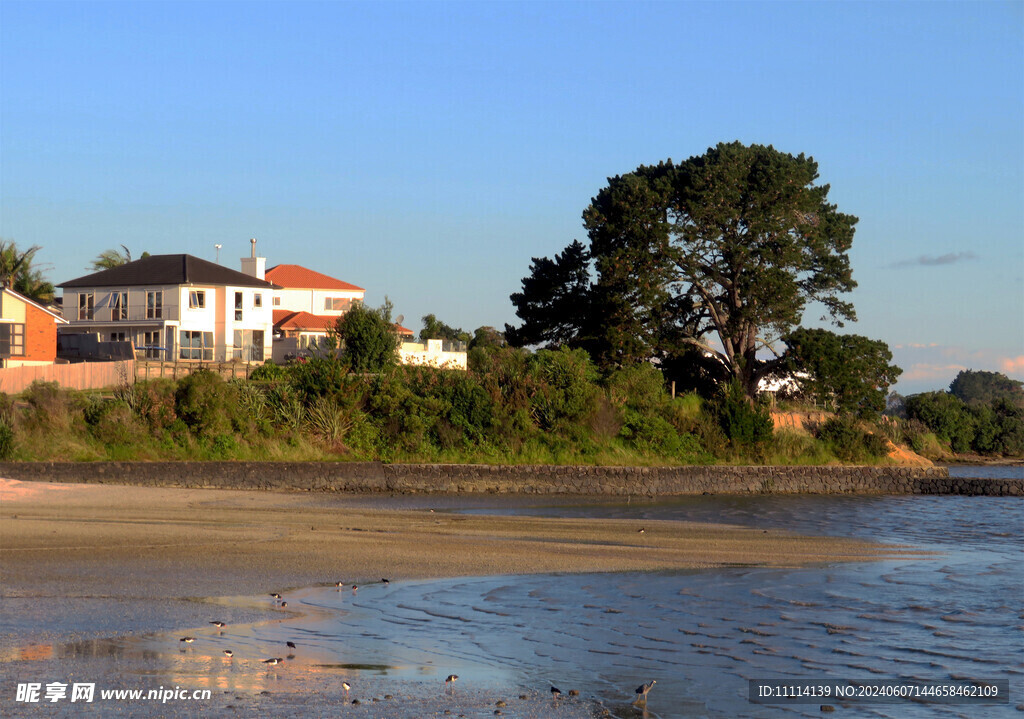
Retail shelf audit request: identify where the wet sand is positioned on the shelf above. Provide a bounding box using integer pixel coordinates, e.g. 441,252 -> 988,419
0,478 -> 917,718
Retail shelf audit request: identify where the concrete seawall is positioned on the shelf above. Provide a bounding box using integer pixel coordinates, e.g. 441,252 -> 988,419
0,462 -> 1019,496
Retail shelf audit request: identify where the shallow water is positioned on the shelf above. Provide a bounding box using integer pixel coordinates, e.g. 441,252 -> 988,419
209,491 -> 1018,718
3,468 -> 1021,717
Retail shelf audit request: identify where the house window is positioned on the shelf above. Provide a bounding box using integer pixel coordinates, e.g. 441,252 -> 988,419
147,291 -> 163,319
79,292 -> 94,320
143,330 -> 162,359
273,296 -> 281,306
233,329 -> 265,361
253,293 -> 262,308
234,291 -> 243,321
111,292 -> 128,321
189,290 -> 206,309
0,323 -> 25,357
179,330 -> 213,361
324,297 -> 351,312
110,332 -> 126,342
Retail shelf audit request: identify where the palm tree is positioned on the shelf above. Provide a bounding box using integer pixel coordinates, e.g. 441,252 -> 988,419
0,241 -> 55,304
91,245 -> 132,271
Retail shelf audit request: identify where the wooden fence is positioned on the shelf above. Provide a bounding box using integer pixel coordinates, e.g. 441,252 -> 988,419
0,360 -> 257,394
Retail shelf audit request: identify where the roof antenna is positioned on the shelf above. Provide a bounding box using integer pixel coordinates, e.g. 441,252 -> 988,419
250,238 -> 257,258
215,244 -> 222,263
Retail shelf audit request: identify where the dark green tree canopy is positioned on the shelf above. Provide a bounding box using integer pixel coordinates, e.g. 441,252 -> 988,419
335,300 -> 399,373
949,370 -> 1024,408
507,142 -> 859,398
419,314 -> 470,344
505,240 -> 593,350
782,328 -> 902,418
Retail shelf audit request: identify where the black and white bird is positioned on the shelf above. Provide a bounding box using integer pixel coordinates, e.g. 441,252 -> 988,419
381,578 -> 390,584
634,679 -> 657,703
445,674 -> 458,691
263,657 -> 283,665
223,650 -> 233,658
179,636 -> 195,644
342,681 -> 351,695
270,593 -> 282,599
550,686 -> 562,699
286,641 -> 296,649
210,621 -> 226,629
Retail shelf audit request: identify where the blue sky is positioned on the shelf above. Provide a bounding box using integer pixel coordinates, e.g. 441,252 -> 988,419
1,1 -> 1021,393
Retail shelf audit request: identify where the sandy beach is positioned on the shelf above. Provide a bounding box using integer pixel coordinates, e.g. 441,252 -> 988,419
0,478 -> 918,717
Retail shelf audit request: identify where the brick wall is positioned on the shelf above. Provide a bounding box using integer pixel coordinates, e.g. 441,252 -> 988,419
24,302 -> 57,362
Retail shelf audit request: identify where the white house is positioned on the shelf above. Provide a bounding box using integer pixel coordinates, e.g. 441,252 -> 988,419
59,253 -> 276,362
263,263 -> 366,361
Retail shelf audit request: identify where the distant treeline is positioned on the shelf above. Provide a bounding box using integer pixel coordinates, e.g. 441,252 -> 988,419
886,370 -> 1024,458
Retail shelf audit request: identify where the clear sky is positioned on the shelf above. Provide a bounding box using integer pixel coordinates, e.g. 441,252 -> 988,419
1,1 -> 1021,394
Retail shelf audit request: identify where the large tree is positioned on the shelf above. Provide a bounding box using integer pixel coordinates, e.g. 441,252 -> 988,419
507,142 -> 859,398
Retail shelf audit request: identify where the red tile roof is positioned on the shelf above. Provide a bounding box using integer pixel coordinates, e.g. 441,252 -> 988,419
265,264 -> 364,292
273,311 -> 338,332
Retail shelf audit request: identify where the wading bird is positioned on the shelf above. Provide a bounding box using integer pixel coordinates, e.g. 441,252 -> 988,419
634,679 -> 656,704
550,686 -> 562,699
445,675 -> 458,692
223,650 -> 233,658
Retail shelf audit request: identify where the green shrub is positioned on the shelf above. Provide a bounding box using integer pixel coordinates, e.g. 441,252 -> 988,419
174,370 -> 238,437
816,415 -> 889,462
712,382 -> 773,446
528,347 -> 598,429
0,416 -> 15,459
249,362 -> 288,382
605,364 -> 667,412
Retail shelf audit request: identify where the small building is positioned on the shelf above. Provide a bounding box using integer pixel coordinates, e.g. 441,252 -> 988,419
58,253 -> 277,362
399,338 -> 468,370
0,287 -> 69,367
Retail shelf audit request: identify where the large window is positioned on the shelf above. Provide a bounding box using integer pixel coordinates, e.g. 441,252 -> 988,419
147,291 -> 163,319
179,330 -> 213,361
110,292 -> 128,321
324,297 -> 351,312
188,290 -> 206,309
234,292 -> 243,321
142,330 -> 163,359
232,329 -> 265,361
79,292 -> 94,320
0,323 -> 25,357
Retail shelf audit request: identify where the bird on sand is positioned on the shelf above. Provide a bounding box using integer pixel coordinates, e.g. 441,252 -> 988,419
263,657 -> 283,665
270,593 -> 282,599
210,621 -> 226,629
223,650 -> 233,657
634,680 -> 657,703
179,637 -> 195,644
550,686 -> 562,699
342,681 -> 351,696
286,641 -> 296,649
445,675 -> 458,692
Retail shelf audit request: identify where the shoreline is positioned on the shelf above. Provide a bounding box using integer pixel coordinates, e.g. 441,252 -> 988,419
0,479 -> 929,718
0,479 -> 917,639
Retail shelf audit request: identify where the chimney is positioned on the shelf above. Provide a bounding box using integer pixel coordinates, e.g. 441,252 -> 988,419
240,238 -> 266,280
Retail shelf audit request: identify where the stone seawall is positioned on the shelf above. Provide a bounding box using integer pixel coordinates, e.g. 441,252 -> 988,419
0,462 -> 1019,496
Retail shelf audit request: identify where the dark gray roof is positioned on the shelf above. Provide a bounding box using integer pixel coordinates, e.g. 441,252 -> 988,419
59,254 -> 277,289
